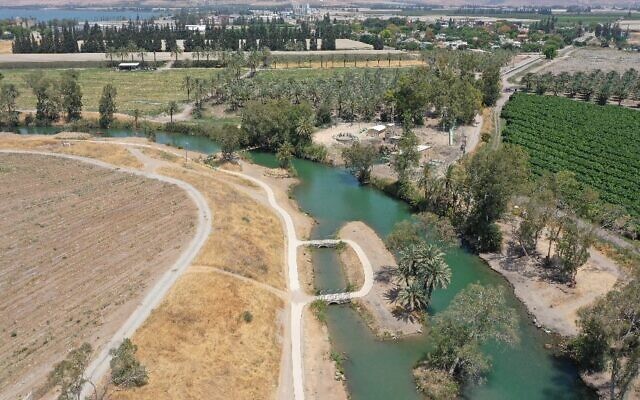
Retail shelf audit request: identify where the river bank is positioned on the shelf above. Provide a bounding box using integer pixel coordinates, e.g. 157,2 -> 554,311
338,221 -> 423,338
479,220 -> 625,337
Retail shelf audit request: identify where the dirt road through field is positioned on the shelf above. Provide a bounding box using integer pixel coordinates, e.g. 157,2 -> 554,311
0,149 -> 212,399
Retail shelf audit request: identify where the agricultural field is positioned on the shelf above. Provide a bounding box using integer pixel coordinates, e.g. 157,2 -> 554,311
537,48 -> 640,74
501,93 -> 640,216
0,67 -> 214,116
0,152 -> 197,399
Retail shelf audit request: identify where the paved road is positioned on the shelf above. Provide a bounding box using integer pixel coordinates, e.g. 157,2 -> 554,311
0,148 -> 213,400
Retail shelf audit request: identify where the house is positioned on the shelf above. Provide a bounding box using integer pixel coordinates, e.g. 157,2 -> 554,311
185,24 -> 206,33
118,62 -> 140,71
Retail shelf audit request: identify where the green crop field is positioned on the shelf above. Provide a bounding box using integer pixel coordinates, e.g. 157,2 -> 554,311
501,93 -> 640,216
0,68 -> 215,116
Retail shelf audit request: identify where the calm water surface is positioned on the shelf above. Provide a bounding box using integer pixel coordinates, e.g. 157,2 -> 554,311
249,151 -> 593,400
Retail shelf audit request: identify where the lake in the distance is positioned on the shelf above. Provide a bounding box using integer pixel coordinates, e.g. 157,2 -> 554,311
0,8 -> 166,22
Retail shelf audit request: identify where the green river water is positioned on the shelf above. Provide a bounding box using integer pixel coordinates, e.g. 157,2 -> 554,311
18,128 -> 593,400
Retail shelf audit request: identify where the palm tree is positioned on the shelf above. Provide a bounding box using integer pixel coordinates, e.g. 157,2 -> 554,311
171,45 -> 183,62
397,282 -> 428,312
295,115 -> 314,145
137,49 -> 146,66
396,244 -> 426,286
105,46 -> 116,66
182,76 -> 193,101
419,245 -> 451,301
133,108 -> 141,128
166,101 -> 178,123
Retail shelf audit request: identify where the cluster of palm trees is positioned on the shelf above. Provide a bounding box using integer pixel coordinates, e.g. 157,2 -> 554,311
211,68 -> 398,121
394,243 -> 451,314
521,68 -> 640,106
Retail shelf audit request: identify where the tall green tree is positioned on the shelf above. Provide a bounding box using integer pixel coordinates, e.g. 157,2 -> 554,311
571,280 -> 640,400
342,142 -> 378,184
394,117 -> 420,196
480,64 -> 501,106
0,82 -> 19,127
462,144 -> 529,251
25,72 -> 60,124
421,284 -> 518,383
98,84 -> 117,128
60,70 -> 83,122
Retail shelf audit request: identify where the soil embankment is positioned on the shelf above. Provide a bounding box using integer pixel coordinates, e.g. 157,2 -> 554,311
338,221 -> 422,337
480,221 -> 625,336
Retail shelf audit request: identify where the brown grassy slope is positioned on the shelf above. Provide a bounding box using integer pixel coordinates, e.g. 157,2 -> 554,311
159,165 -> 286,290
112,163 -> 285,400
0,134 -> 142,168
112,272 -> 283,400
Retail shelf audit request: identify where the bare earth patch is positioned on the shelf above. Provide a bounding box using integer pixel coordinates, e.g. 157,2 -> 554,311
537,47 -> 640,74
339,221 -> 422,337
0,152 -> 197,399
480,220 -> 625,337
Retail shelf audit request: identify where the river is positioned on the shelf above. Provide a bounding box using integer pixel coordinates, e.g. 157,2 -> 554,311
15,127 -> 593,400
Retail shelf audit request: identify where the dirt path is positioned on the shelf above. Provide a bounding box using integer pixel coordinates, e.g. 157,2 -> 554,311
338,222 -> 423,337
0,149 -> 213,399
216,167 -> 375,400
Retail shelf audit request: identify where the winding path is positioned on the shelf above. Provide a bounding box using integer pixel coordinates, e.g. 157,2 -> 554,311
0,149 -> 213,400
215,167 -> 375,400
10,139 -> 375,400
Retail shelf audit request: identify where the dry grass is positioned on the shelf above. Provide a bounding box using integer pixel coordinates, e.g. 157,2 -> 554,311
159,165 -> 286,290
271,59 -> 425,70
140,146 -> 180,162
0,40 -> 12,54
112,272 -> 283,400
338,245 -> 365,290
0,135 -> 142,168
111,160 -> 286,400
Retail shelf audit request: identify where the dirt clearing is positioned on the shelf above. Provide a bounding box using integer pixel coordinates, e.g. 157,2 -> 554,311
0,153 -> 197,399
537,47 -> 640,74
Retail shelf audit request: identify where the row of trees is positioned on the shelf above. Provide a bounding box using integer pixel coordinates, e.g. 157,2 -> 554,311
24,71 -> 83,124
21,71 -> 118,129
521,68 -> 640,106
514,171 -> 596,285
12,17 -> 347,54
207,50 -> 502,129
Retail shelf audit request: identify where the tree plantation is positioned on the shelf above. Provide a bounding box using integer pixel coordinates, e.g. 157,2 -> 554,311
501,94 -> 640,221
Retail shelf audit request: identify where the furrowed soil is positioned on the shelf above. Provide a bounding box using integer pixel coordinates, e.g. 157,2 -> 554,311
0,152 -> 197,399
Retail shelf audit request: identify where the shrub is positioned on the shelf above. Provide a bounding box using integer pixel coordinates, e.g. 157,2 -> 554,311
242,311 -> 253,323
110,338 -> 148,388
413,367 -> 459,400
